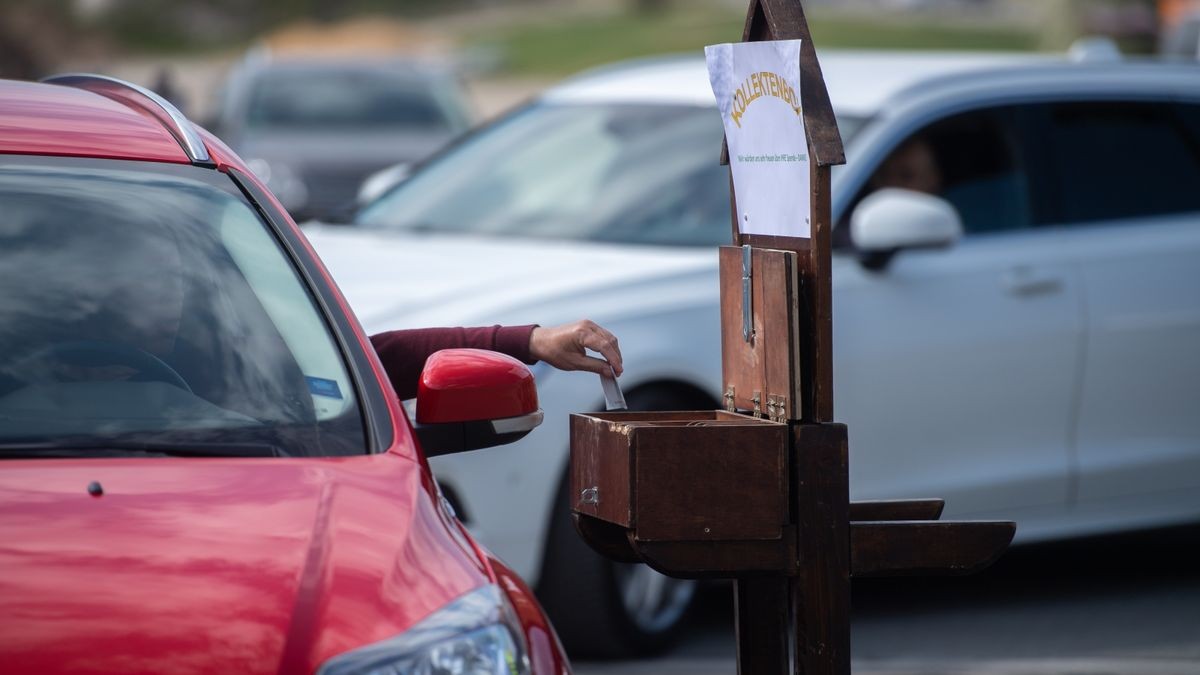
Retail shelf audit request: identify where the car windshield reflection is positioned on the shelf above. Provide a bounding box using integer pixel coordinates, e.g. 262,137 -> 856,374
356,101 -> 863,247
0,158 -> 366,457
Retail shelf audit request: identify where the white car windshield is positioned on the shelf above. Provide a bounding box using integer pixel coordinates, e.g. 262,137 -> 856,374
358,101 -> 865,246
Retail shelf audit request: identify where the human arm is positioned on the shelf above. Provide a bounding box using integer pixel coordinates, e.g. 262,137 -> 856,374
370,320 -> 623,400
370,325 -> 535,400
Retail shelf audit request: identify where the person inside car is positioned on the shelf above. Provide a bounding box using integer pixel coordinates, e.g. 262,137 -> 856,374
868,135 -> 943,195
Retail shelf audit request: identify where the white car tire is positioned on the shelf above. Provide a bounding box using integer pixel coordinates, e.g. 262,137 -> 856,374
535,388 -> 703,658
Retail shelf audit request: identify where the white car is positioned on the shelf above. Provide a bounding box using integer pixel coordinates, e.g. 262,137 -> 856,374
304,51 -> 1200,657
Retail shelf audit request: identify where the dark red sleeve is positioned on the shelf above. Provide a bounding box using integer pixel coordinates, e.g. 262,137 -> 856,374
370,325 -> 537,400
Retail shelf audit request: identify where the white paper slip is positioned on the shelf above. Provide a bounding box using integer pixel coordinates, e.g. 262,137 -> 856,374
600,366 -> 627,411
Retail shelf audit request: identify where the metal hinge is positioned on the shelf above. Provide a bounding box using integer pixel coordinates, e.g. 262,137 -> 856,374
724,386 -> 736,413
766,395 -> 788,423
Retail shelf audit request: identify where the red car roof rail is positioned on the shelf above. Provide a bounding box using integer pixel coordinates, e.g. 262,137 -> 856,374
40,73 -> 214,167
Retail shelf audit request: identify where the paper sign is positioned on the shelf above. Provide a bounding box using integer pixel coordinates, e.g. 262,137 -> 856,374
705,40 -> 811,238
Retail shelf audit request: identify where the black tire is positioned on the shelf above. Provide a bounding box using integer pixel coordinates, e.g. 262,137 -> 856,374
535,387 -> 704,659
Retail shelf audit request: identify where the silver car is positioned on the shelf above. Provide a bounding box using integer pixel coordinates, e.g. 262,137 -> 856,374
212,52 -> 472,222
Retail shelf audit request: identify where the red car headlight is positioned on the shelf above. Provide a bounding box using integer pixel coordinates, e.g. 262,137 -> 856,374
317,584 -> 530,675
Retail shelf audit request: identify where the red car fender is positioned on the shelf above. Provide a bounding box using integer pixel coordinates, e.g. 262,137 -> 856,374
490,556 -> 572,675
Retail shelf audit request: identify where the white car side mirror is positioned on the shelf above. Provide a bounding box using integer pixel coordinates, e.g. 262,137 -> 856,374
850,188 -> 963,269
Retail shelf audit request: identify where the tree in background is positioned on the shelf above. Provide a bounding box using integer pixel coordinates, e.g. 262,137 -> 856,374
0,1 -> 84,79
1035,0 -> 1158,53
89,0 -> 484,51
633,0 -> 669,13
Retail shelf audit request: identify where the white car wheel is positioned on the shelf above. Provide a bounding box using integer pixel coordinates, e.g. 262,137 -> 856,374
612,562 -> 697,634
536,386 -> 710,658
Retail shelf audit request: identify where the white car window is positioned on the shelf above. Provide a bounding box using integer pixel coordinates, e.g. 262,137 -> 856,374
1044,101 -> 1200,225
851,106 -> 1033,238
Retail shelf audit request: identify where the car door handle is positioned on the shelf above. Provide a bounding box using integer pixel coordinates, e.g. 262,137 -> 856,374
1002,268 -> 1063,297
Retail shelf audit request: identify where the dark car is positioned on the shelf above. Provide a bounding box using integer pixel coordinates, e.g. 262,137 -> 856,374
210,52 -> 472,221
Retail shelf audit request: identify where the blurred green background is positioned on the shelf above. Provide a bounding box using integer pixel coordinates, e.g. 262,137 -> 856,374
3,0 -> 1188,124
1,0 -> 1173,80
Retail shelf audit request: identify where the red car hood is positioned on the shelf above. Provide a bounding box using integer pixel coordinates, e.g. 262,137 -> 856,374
0,452 -> 490,675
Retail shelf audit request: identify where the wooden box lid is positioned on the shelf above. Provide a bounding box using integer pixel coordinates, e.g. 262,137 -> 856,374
719,245 -> 803,421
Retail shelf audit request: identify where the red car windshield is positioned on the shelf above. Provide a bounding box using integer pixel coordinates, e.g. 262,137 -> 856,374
0,157 -> 366,458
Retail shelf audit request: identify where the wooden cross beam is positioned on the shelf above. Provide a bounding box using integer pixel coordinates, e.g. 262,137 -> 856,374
571,416 -> 1014,673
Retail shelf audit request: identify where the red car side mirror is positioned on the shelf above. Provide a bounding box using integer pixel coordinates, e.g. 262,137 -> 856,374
414,349 -> 544,456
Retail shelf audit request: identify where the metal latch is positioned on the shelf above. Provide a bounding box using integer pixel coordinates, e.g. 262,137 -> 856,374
580,487 -> 600,505
751,391 -> 762,419
742,244 -> 754,342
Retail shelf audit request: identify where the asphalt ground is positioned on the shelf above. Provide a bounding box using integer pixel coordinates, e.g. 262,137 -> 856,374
575,525 -> 1200,674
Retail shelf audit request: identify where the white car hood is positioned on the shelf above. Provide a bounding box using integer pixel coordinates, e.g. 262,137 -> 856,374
301,224 -> 716,332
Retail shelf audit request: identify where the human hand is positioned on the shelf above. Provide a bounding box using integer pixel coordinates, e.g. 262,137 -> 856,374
529,320 -> 623,377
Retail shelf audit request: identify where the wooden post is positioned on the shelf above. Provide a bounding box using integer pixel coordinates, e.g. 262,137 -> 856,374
735,578 -> 789,675
790,423 -> 849,675
728,0 -> 843,423
725,4 -> 850,667
567,2 -> 1015,674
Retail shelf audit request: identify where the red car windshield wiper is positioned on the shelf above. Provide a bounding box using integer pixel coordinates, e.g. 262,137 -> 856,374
0,439 -> 284,459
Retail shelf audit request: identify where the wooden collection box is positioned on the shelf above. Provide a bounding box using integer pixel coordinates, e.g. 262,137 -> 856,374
570,410 -> 788,543
564,3 -> 1014,671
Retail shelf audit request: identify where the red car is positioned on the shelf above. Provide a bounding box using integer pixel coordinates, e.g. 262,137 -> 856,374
0,75 -> 569,674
